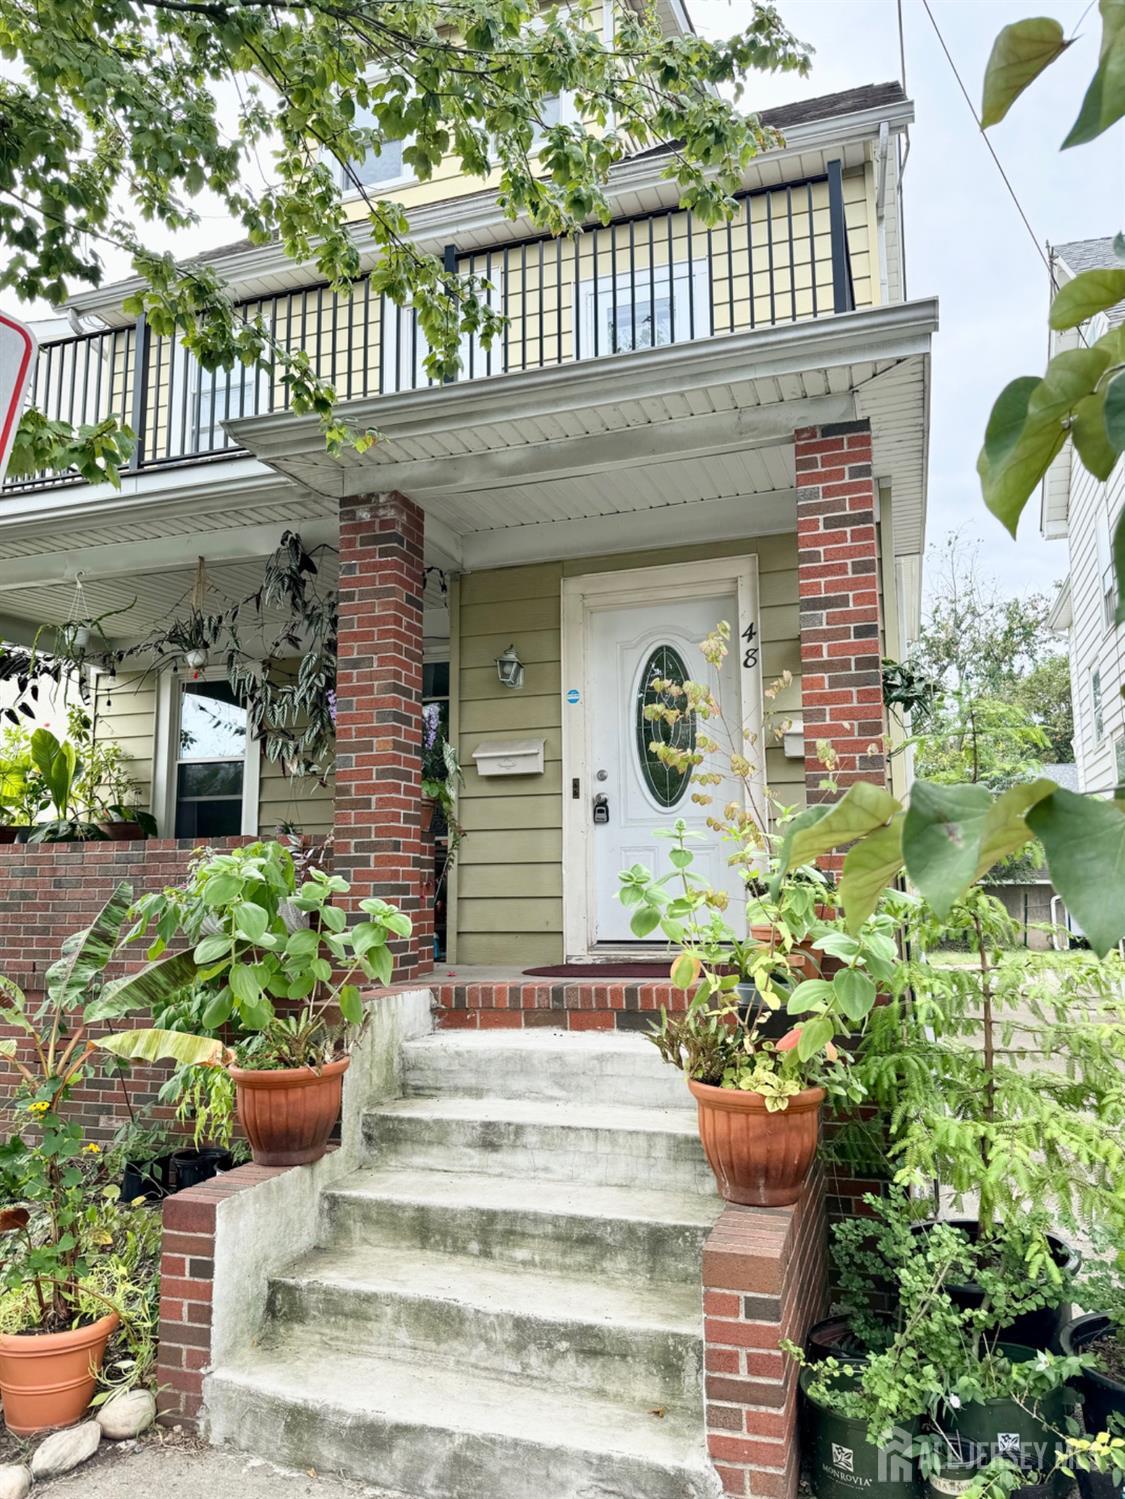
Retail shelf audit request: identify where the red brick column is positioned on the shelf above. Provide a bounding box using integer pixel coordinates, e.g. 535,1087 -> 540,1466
335,491 -> 431,979
795,421 -> 888,810
157,1163 -> 288,1424
703,1171 -> 827,1498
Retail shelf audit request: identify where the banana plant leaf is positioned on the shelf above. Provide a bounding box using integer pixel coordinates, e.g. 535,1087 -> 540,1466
45,880 -> 133,1010
83,949 -> 201,1024
96,1028 -> 226,1067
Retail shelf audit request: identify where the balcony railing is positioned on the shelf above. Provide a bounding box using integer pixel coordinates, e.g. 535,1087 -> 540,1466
6,161 -> 857,493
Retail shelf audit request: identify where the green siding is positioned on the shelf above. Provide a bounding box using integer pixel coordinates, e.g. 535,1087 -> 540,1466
454,534 -> 806,965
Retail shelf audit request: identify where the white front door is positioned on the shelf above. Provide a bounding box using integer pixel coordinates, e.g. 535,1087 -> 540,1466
562,561 -> 762,951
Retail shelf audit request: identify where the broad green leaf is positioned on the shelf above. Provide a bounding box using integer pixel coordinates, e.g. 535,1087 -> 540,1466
979,350 -> 1114,535
981,17 -> 1070,126
902,782 -> 993,918
813,931 -> 862,960
1105,368 -> 1125,454
229,963 -> 262,1006
287,929 -> 320,957
1063,0 -> 1125,146
202,988 -> 233,1029
234,902 -> 269,942
320,904 -> 347,933
367,944 -> 394,986
982,376 -> 1040,470
96,1028 -> 225,1067
1027,787 -> 1125,954
202,873 -> 241,907
47,882 -> 133,1010
796,1013 -> 835,1062
83,950 -> 199,1023
776,783 -> 900,878
841,816 -> 905,933
971,778 -> 1055,882
338,984 -> 363,1025
193,934 -> 231,966
786,978 -> 835,1015
384,911 -> 413,939
630,905 -> 662,938
832,968 -> 876,1023
1072,391 -> 1119,480
1049,268 -> 1125,328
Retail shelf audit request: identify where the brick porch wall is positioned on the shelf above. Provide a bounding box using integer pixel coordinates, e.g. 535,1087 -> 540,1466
335,490 -> 432,978
703,1170 -> 828,1498
0,837 -> 249,1139
157,1161 -> 289,1424
795,420 -> 889,812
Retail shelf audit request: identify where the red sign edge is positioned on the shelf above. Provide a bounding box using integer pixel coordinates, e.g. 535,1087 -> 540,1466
0,311 -> 36,468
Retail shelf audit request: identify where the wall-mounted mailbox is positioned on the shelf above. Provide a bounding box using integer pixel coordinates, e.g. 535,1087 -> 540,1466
782,721 -> 805,761
472,738 -> 545,777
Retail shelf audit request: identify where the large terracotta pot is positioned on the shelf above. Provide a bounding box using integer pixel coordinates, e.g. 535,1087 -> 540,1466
96,820 -> 145,841
687,1078 -> 824,1207
0,1310 -> 118,1436
229,1056 -> 349,1166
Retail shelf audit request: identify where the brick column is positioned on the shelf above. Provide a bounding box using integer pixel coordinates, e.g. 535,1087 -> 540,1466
795,420 -> 888,808
335,491 -> 431,979
703,1171 -> 828,1498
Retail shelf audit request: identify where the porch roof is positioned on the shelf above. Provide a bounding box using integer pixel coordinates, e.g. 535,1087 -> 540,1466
229,298 -> 936,571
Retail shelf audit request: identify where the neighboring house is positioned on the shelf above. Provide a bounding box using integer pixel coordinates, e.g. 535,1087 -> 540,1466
0,72 -> 933,975
1042,237 -> 1125,795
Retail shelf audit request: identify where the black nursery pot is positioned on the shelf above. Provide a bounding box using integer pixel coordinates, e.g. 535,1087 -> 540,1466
938,1345 -> 1069,1499
805,1315 -> 879,1366
121,1153 -> 173,1203
171,1147 -> 233,1191
800,1369 -> 920,1499
1060,1313 -> 1125,1499
734,983 -> 790,1040
911,1221 -> 1079,1350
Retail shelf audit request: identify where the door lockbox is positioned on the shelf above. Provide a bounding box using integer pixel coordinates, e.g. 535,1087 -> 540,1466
592,793 -> 610,825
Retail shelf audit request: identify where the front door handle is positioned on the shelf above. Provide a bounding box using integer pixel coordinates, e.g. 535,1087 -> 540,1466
592,793 -> 610,825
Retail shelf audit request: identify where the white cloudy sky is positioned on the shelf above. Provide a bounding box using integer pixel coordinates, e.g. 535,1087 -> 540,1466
11,0 -> 1118,601
693,0 -> 1120,600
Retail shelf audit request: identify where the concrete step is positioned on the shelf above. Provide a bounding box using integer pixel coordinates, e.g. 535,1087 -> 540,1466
206,1341 -> 722,1499
267,1243 -> 704,1409
321,1166 -> 722,1284
401,1027 -> 690,1108
362,1094 -> 714,1193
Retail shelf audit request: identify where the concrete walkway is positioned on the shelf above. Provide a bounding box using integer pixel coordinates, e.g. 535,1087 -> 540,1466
38,1433 -> 405,1497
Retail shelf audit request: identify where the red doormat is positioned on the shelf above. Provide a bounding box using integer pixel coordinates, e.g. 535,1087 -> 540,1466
523,962 -> 673,979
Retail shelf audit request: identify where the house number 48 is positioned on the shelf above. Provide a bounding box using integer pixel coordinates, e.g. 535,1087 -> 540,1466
742,622 -> 759,669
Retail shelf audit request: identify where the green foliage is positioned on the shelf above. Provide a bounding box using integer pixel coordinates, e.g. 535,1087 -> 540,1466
120,839 -> 410,1068
976,6 -> 1125,563
852,891 -> 1125,1240
0,0 -> 812,480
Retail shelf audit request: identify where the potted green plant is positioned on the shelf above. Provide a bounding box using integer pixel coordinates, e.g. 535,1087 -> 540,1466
789,1199 -> 1085,1499
1060,1256 -> 1125,1499
109,1116 -> 177,1203
0,888 -> 207,1434
115,840 -> 411,1165
23,726 -> 108,843
65,708 -> 157,840
0,725 -> 48,840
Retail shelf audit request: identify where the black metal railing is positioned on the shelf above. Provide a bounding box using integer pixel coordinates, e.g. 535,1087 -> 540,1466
6,161 -> 856,493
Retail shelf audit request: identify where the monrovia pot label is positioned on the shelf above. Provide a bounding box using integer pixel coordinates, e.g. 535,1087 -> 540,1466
802,1375 -> 919,1499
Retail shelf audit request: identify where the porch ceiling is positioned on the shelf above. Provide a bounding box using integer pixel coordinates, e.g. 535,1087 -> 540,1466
230,299 -> 936,570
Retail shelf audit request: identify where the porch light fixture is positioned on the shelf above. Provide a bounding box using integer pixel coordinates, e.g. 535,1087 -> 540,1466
495,644 -> 524,690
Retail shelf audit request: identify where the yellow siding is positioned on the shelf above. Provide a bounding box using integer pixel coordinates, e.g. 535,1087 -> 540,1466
454,534 -> 805,965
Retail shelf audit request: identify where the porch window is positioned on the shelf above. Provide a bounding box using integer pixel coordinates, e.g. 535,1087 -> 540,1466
578,260 -> 712,358
173,678 -> 258,837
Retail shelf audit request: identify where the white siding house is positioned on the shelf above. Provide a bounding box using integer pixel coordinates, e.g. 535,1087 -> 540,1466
1042,237 -> 1125,794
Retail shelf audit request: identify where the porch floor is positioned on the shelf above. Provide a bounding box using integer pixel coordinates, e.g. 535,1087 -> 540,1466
387,965 -> 682,1031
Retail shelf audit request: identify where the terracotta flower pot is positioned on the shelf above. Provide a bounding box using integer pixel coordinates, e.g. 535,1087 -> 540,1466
0,1310 -> 118,1436
96,820 -> 145,841
687,1078 -> 824,1207
229,1057 -> 349,1166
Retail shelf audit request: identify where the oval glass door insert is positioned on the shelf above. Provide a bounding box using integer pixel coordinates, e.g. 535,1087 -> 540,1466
635,645 -> 695,807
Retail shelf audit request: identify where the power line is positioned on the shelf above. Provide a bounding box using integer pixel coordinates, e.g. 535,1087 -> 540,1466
918,0 -> 1057,288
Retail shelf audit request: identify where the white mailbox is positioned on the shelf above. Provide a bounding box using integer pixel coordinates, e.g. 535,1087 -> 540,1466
472,738 -> 545,777
782,720 -> 805,760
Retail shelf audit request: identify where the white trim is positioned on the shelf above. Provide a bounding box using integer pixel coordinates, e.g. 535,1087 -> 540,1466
560,554 -> 762,959
153,665 -> 261,837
